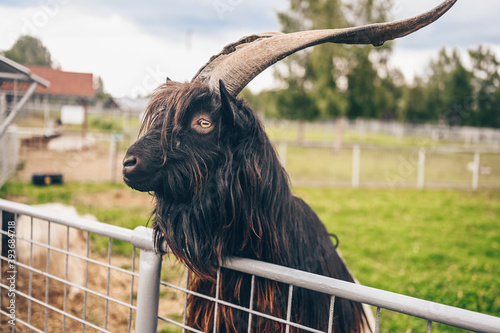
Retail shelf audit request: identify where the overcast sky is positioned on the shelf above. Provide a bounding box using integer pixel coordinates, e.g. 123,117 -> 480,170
1,0 -> 499,97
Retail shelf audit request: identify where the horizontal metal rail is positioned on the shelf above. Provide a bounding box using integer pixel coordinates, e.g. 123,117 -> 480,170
0,198 -> 154,251
1,228 -> 141,279
223,258 -> 500,333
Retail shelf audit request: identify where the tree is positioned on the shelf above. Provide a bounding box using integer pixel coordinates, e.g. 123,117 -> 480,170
3,35 -> 53,67
346,47 -> 379,119
95,76 -> 111,101
469,45 -> 500,127
403,77 -> 431,124
271,0 -> 332,140
376,68 -> 405,121
271,0 -> 398,141
443,56 -> 474,126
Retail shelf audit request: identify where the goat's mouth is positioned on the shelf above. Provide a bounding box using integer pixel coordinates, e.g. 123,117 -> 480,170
123,175 -> 158,192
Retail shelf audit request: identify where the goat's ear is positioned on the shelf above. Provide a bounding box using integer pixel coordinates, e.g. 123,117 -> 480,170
219,80 -> 239,129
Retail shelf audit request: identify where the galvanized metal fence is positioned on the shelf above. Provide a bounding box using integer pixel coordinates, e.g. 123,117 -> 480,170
1,199 -> 499,333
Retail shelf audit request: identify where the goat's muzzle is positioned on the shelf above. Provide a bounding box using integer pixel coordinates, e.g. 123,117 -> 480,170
122,153 -> 157,192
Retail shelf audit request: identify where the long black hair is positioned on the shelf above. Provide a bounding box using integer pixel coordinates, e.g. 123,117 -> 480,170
123,80 -> 367,332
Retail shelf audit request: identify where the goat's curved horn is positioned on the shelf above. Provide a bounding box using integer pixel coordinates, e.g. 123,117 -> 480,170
192,0 -> 457,96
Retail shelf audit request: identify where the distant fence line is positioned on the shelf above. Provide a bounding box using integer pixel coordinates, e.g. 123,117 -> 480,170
9,125 -> 500,189
5,122 -> 500,189
12,99 -> 500,147
265,118 -> 500,147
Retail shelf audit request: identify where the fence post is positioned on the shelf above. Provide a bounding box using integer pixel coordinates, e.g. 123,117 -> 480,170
110,134 -> 118,183
135,247 -> 162,333
1,134 -> 6,186
279,141 -> 287,168
0,92 -> 6,123
352,145 -> 360,188
417,149 -> 426,189
472,151 -> 480,191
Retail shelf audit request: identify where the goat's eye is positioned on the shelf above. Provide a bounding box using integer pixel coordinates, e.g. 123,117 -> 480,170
191,115 -> 214,134
198,119 -> 212,128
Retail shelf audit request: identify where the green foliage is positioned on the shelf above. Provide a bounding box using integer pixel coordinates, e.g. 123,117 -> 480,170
442,54 -> 475,126
276,81 -> 319,121
95,76 -> 111,101
469,45 -> 500,127
89,115 -> 122,132
405,45 -> 500,128
346,47 -> 379,119
403,77 -> 431,123
3,35 -> 53,67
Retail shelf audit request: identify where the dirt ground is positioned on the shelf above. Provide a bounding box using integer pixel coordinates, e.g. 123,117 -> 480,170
16,145 -> 126,184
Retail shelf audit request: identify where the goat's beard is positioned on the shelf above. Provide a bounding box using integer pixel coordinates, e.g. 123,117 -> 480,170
151,185 -> 220,276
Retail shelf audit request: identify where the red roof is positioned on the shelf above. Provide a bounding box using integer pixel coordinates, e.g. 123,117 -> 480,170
0,65 -> 95,98
29,65 -> 95,97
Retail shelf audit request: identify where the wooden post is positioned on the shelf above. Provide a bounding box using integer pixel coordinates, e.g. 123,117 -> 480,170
81,99 -> 88,142
43,95 -> 50,131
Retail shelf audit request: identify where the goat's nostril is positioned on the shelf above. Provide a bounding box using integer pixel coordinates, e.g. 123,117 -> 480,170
123,155 -> 137,168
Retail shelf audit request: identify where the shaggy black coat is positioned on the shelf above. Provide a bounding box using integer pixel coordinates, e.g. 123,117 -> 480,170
123,80 -> 367,332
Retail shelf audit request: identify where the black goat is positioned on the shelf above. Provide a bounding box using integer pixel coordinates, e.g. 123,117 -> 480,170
122,2 -> 456,332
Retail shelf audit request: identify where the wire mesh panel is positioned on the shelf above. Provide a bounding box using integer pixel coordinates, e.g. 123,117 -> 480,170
0,205 -> 139,332
157,267 -> 346,333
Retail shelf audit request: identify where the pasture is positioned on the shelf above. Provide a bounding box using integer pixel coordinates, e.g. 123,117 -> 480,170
1,182 -> 498,332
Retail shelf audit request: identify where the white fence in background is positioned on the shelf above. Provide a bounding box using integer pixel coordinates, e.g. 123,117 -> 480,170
275,141 -> 500,190
1,199 -> 500,332
8,125 -> 500,189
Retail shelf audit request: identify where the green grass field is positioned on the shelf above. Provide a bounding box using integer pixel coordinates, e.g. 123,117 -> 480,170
1,182 -> 498,332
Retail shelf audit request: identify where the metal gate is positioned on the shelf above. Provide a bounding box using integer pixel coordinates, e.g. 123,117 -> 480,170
1,199 -> 499,332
